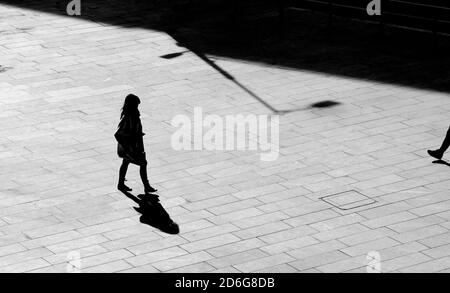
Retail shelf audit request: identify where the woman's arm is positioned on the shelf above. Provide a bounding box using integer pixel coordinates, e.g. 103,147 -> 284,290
115,116 -> 134,142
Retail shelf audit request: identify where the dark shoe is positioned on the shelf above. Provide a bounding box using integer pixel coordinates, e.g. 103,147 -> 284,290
118,183 -> 132,192
144,185 -> 158,193
428,149 -> 443,160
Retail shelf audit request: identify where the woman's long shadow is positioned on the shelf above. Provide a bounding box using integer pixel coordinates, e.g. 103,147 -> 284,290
119,190 -> 179,234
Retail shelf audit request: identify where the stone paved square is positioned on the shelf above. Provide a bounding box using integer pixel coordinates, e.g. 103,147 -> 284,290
1,0 -> 450,273
321,190 -> 376,210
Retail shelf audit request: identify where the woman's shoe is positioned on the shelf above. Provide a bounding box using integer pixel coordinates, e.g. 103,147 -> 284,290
428,149 -> 443,160
118,183 -> 132,192
144,184 -> 158,193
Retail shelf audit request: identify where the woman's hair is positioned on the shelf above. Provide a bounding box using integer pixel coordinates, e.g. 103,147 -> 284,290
121,94 -> 141,118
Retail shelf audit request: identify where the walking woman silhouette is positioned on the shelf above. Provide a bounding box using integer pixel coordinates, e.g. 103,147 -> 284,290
115,94 -> 157,194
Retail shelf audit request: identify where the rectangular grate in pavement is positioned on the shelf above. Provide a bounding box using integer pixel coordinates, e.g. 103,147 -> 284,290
320,190 -> 376,211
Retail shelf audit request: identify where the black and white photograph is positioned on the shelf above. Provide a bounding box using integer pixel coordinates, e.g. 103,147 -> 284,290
1,0 -> 450,279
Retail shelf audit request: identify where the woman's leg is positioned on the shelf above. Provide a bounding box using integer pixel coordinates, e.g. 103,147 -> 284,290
139,159 -> 157,193
428,126 -> 450,160
438,126 -> 450,153
118,159 -> 132,191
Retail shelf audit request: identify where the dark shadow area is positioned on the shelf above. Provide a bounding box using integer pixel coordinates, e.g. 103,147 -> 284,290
432,160 -> 450,167
120,190 -> 180,234
2,0 -> 450,96
309,100 -> 341,108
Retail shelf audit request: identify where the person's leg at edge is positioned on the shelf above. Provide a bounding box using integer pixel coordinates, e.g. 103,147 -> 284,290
118,159 -> 132,191
439,127 -> 450,153
428,126 -> 450,160
139,159 -> 157,193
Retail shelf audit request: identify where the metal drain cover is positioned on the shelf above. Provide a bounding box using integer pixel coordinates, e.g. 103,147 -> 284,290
320,190 -> 376,210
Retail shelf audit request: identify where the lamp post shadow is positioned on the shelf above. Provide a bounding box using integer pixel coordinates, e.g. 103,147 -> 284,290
119,190 -> 180,235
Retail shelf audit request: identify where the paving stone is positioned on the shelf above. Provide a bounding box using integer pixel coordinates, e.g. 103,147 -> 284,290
313,224 -> 370,242
232,211 -> 290,229
152,251 -> 214,272
232,183 -> 287,200
0,247 -> 53,268
284,209 -> 341,227
309,214 -> 364,231
409,200 -> 450,217
101,232 -> 162,251
362,212 -> 418,229
102,224 -> 160,241
84,260 -> 133,273
376,242 -> 428,261
21,231 -> 83,249
259,225 -> 317,244
387,215 -> 446,233
127,236 -> 188,256
207,208 -> 264,226
338,227 -> 398,246
178,219 -> 215,234
24,221 -> 83,238
126,246 -> 188,267
181,224 -> 240,242
180,234 -> 241,253
283,201 -> 331,218
399,256 -> 450,273
79,249 -> 134,269
341,237 -> 401,257
419,232 -> 450,248
207,199 -> 262,215
254,263 -> 298,273
43,244 -> 108,265
256,186 -> 311,204
0,244 -> 27,258
119,264 -> 160,273
423,244 -> 450,259
233,253 -> 295,273
358,202 -> 415,219
289,250 -> 349,271
209,266 -> 241,273
315,255 -> 368,273
0,258 -> 50,273
206,238 -> 266,258
287,240 -> 347,259
233,221 -> 291,240
46,235 -> 110,253
208,248 -> 269,269
391,225 -> 448,244
183,195 -> 239,212
168,262 -> 216,273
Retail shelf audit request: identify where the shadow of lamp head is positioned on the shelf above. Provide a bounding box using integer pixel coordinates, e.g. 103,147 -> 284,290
160,51 -> 188,59
309,100 -> 341,108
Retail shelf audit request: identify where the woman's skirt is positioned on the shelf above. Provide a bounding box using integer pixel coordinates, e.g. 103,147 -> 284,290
117,140 -> 147,166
